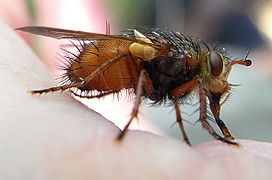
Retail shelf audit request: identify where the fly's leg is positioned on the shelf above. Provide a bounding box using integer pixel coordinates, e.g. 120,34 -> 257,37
174,101 -> 191,146
169,80 -> 198,145
29,53 -> 129,95
199,84 -> 238,145
117,69 -> 146,140
208,93 -> 235,140
215,117 -> 234,140
170,79 -> 197,98
28,82 -> 83,94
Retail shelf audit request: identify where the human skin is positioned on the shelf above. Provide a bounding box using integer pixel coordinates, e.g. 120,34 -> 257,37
1,21 -> 272,179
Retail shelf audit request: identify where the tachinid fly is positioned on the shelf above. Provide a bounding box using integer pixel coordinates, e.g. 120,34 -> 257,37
17,26 -> 252,146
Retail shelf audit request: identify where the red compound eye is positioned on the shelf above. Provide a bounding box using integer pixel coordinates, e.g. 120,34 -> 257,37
209,51 -> 223,76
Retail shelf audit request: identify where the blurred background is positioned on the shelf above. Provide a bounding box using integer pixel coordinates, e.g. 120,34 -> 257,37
2,0 -> 272,145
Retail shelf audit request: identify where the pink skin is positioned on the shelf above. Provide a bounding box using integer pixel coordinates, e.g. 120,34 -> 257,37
1,19 -> 272,179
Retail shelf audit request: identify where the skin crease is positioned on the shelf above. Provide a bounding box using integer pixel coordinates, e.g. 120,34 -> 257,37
1,21 -> 272,179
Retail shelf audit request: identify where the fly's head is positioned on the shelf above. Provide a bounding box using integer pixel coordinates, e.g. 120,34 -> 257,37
199,50 -> 252,116
200,50 -> 232,94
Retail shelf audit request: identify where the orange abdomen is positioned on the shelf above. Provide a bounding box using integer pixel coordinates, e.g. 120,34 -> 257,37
67,40 -> 140,92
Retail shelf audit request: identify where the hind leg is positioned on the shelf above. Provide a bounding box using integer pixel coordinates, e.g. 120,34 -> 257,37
117,69 -> 147,140
29,53 -> 129,95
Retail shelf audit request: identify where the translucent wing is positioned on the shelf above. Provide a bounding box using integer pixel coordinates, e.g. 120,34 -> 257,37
17,26 -> 161,49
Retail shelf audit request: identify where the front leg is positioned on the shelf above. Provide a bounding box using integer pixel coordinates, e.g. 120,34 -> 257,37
208,92 -> 235,140
198,84 -> 238,145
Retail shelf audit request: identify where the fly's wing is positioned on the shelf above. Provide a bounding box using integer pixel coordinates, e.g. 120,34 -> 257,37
16,26 -> 161,49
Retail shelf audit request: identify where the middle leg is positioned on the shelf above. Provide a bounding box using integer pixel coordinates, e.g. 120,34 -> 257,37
174,101 -> 191,146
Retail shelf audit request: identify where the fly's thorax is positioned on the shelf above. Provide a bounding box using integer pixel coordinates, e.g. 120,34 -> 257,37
199,50 -> 232,93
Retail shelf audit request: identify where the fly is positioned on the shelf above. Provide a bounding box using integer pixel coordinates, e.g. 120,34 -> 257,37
17,26 -> 252,146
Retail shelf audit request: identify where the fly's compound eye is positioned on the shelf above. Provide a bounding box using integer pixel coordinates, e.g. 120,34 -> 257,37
209,51 -> 224,76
